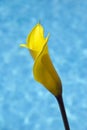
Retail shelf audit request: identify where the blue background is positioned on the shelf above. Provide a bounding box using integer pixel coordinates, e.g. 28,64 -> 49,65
0,0 -> 87,130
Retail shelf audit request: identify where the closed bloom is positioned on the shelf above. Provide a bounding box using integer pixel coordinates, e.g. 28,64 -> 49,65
20,23 -> 62,96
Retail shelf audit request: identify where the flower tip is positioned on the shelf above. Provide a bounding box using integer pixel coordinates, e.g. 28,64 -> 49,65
36,22 -> 42,28
47,33 -> 50,39
45,33 -> 50,41
20,44 -> 27,48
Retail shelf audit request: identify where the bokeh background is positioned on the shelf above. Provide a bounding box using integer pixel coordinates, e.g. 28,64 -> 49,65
0,0 -> 87,130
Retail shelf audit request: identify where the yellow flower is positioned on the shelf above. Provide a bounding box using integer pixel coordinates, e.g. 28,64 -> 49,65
20,23 -> 62,96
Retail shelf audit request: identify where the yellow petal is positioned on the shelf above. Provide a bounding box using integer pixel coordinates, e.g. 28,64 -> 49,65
20,23 -> 48,59
33,39 -> 62,96
26,23 -> 46,51
20,23 -> 62,96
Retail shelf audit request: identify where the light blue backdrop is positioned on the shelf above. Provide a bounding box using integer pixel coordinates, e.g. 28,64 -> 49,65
0,0 -> 87,130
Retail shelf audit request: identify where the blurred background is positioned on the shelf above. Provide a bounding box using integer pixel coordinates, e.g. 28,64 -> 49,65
0,0 -> 87,130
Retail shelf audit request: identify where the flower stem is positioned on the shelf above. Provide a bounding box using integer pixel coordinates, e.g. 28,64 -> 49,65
56,95 -> 70,130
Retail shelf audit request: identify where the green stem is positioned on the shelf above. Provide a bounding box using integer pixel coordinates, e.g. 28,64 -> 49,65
56,95 -> 70,130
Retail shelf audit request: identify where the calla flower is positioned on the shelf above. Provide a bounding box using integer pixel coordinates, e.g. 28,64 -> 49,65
20,23 -> 62,96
